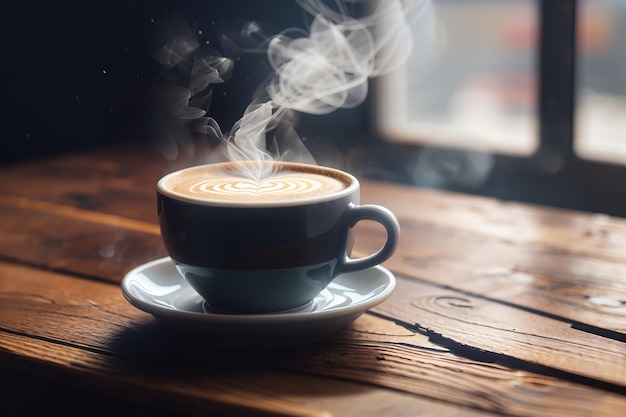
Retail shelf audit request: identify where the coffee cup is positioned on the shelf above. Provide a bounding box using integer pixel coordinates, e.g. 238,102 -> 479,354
157,160 -> 399,313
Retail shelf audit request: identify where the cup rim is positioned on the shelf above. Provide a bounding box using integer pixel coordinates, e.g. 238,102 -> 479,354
157,161 -> 359,207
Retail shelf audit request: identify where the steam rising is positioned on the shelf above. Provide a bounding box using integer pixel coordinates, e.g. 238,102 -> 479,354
148,11 -> 234,160
150,1 -> 428,179
267,0 -> 417,114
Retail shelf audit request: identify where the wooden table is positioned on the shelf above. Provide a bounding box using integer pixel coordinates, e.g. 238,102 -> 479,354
1,142 -> 625,416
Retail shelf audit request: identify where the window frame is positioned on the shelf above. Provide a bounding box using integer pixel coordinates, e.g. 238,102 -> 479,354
367,0 -> 626,217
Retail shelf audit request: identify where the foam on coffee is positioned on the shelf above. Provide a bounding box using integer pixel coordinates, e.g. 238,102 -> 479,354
164,163 -> 351,202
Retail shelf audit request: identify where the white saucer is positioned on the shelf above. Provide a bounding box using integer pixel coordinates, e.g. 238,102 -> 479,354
121,257 -> 396,347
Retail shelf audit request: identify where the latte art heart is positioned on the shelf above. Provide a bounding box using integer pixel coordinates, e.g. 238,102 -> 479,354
163,164 -> 351,202
190,176 -> 324,197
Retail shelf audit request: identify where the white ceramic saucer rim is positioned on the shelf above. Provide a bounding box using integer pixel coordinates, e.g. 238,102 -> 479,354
121,257 -> 395,325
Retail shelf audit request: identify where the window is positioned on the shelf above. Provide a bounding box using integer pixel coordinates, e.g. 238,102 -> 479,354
372,0 -> 626,216
377,0 -> 539,156
575,0 -> 626,165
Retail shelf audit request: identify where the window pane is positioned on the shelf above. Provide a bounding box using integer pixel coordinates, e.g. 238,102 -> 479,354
376,0 -> 538,155
575,0 -> 626,165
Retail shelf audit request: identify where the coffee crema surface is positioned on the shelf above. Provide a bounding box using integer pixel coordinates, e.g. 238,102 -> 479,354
164,165 -> 351,202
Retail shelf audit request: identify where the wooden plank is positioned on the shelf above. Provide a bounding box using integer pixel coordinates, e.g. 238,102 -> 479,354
0,261 -> 492,417
0,141 -> 217,223
0,194 -> 165,283
0,360 -> 494,417
2,179 -> 625,336
373,275 -> 626,390
3,142 -> 626,263
290,318 -> 626,417
1,261 -> 625,416
0,334 -> 333,417
0,333 -> 500,417
361,180 -> 626,262
352,217 -> 626,335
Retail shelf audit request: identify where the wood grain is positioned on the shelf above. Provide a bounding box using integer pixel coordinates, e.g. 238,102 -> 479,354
3,181 -> 625,338
352,206 -> 626,335
1,261 -> 625,416
374,276 -> 626,389
0,141 -> 211,223
2,143 -> 625,332
361,180 -> 626,262
2,143 -> 626,416
0,194 -> 164,282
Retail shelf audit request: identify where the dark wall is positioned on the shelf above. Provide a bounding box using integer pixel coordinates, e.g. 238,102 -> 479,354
3,1 -> 624,217
2,1 -> 348,164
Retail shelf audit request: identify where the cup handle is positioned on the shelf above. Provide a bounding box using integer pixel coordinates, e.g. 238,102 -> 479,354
336,203 -> 400,275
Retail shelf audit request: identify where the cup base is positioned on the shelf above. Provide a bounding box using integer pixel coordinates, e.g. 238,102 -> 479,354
174,260 -> 338,314
202,298 -> 317,315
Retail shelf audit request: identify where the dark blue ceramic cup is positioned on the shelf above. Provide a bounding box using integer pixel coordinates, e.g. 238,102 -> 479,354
157,161 -> 399,313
